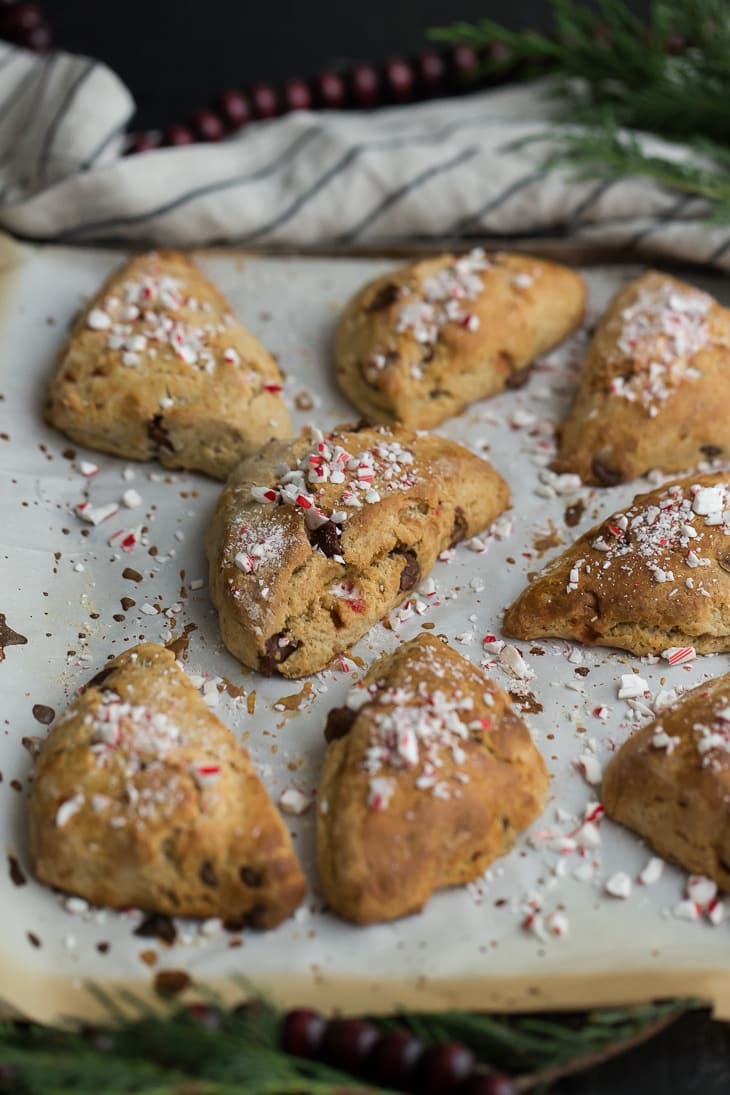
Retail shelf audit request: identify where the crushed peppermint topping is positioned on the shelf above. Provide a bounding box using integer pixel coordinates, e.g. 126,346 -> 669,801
610,279 -> 712,414
395,249 -> 490,348
247,428 -> 417,531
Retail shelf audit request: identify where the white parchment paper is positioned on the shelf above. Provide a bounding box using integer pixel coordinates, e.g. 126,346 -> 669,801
1,237 -> 730,1022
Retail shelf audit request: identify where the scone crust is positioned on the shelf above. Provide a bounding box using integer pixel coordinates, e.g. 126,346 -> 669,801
603,674 -> 730,890
207,422 -> 510,677
504,472 -> 730,655
554,271 -> 730,484
29,643 -> 305,926
335,250 -> 586,429
45,250 -> 291,479
317,633 -> 549,924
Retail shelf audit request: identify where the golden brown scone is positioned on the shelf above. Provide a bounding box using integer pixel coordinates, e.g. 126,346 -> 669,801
29,643 -> 305,927
503,472 -> 730,655
334,250 -> 586,429
603,674 -> 730,891
45,251 -> 291,480
554,271 -> 730,485
317,633 -> 549,924
207,422 -> 510,678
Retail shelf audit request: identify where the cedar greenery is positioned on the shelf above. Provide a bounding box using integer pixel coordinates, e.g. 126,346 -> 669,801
431,0 -> 730,222
0,992 -> 695,1094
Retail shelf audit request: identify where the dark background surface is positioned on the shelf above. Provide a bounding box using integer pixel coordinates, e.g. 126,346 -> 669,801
36,1 -> 730,1092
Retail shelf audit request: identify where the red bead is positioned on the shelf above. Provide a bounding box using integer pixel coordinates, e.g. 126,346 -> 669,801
350,63 -> 381,108
383,56 -> 414,103
250,83 -> 280,119
215,89 -> 251,131
368,1030 -> 423,1086
415,50 -> 447,94
311,70 -> 347,110
282,78 -> 311,112
322,1018 -> 379,1072
162,124 -> 196,147
190,108 -> 225,142
0,3 -> 44,31
126,131 -> 161,155
282,1009 -> 327,1058
185,1003 -> 222,1030
415,1042 -> 476,1093
449,44 -> 480,82
459,1071 -> 516,1095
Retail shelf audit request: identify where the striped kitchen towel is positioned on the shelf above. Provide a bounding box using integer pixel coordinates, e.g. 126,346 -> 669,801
0,42 -> 726,267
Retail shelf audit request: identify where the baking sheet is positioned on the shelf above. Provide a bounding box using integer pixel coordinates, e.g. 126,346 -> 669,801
2,234 -> 730,1025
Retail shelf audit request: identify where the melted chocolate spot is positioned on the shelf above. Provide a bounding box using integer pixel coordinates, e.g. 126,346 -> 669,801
591,457 -> 623,486
701,444 -> 723,459
367,282 -> 400,311
0,614 -> 27,662
32,704 -> 55,726
148,415 -> 175,453
717,552 -> 730,574
134,913 -> 177,945
240,866 -> 264,888
505,363 -> 532,389
259,633 -> 301,675
154,970 -> 190,997
8,855 -> 26,887
564,500 -> 585,528
398,550 -> 421,592
309,521 -> 341,558
85,664 -> 115,691
324,706 -> 358,743
199,861 -> 218,888
449,506 -> 468,547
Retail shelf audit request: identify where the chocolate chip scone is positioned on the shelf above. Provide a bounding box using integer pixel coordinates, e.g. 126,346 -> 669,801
554,272 -> 730,485
317,633 -> 549,924
29,643 -> 306,927
603,674 -> 730,892
207,423 -> 509,677
334,250 -> 586,429
46,251 -> 291,479
503,473 -> 730,655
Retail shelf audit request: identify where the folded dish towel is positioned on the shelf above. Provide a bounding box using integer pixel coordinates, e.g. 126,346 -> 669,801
0,43 -> 726,267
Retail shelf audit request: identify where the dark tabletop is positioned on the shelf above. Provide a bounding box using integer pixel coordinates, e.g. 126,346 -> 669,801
34,2 -> 730,1092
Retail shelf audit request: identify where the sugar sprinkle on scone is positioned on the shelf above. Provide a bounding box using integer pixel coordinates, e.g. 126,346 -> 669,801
603,674 -> 730,892
504,472 -> 730,656
317,633 -> 548,924
554,271 -> 730,485
207,422 -> 509,678
29,643 -> 305,927
334,250 -> 586,429
46,251 -> 291,480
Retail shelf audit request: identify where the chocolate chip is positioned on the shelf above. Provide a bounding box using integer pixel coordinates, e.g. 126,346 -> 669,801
85,664 -> 115,691
324,706 -> 358,743
718,552 -> 730,574
153,970 -> 190,997
243,904 -> 269,930
701,444 -> 723,459
398,550 -> 421,592
147,415 -> 175,453
505,363 -> 532,389
32,704 -> 55,726
122,567 -> 143,582
134,913 -> 177,945
564,500 -> 585,528
199,861 -> 218,888
240,866 -> 264,888
309,521 -> 341,558
7,855 -> 26,887
449,506 -> 468,547
259,632 -> 301,675
591,457 -> 623,486
367,282 -> 400,311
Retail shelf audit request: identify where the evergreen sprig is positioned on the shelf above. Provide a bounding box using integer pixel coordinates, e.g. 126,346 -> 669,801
430,0 -> 730,221
0,995 -> 697,1094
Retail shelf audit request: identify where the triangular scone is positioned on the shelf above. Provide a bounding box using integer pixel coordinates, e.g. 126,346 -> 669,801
503,473 -> 730,655
29,644 -> 305,927
46,251 -> 291,480
207,422 -> 510,678
554,271 -> 730,485
603,674 -> 730,890
334,250 -> 586,429
317,634 -> 548,924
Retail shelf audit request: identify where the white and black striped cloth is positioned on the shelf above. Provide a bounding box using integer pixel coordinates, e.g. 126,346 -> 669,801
0,42 -> 726,267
